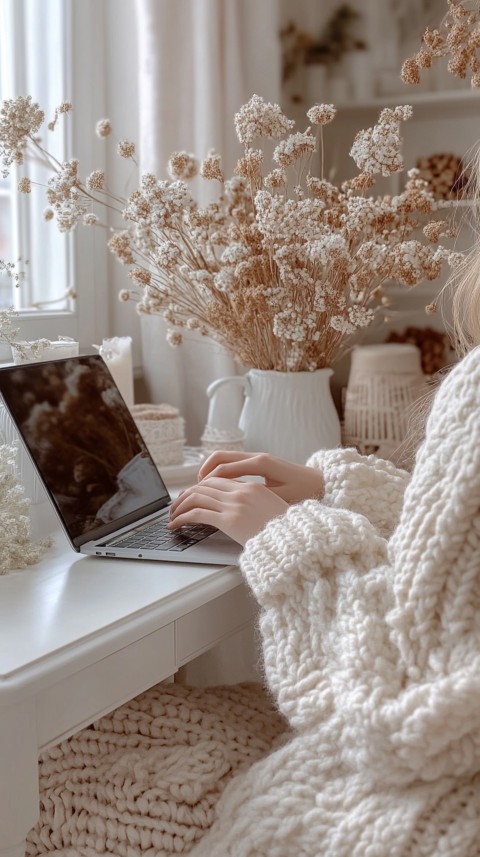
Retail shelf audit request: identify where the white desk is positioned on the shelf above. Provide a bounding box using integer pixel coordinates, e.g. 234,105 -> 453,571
0,529 -> 255,857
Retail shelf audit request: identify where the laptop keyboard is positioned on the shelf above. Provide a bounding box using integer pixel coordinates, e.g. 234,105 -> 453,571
105,516 -> 217,552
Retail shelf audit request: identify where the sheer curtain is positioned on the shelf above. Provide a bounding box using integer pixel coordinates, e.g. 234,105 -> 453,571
135,0 -> 281,684
135,0 -> 281,445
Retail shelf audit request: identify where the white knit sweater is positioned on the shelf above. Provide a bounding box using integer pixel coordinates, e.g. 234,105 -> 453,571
192,347 -> 480,857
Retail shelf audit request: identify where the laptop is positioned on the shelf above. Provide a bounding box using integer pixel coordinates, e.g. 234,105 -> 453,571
0,355 -> 241,565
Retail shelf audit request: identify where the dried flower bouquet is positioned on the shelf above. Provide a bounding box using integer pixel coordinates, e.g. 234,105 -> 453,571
0,93 -> 462,371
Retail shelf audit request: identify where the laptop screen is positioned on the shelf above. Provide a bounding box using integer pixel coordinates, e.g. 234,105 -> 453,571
0,355 -> 170,542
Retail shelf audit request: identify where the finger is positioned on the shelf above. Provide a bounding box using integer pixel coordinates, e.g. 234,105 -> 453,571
203,456 -> 270,482
198,450 -> 259,480
169,484 -> 199,515
170,478 -> 240,515
168,509 -> 220,530
170,487 -> 227,521
168,507 -> 220,531
199,452 -> 273,481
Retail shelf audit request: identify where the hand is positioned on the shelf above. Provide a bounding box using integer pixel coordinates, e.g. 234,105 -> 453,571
198,450 -> 325,505
168,476 -> 289,546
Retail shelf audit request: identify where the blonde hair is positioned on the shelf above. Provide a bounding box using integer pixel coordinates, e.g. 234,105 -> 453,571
396,152 -> 480,467
444,145 -> 480,356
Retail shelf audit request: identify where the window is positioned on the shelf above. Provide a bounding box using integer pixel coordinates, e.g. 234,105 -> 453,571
0,0 -> 108,358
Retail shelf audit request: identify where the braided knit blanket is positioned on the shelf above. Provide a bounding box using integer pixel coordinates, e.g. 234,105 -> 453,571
26,682 -> 287,856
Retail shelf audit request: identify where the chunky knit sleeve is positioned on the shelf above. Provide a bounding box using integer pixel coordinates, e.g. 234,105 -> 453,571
241,501 -> 390,730
307,447 -> 410,538
240,348 -> 480,785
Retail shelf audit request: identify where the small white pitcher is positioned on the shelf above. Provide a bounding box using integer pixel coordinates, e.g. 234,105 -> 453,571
205,368 -> 341,464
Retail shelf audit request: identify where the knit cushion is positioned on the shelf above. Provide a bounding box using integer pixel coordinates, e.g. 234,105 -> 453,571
26,682 -> 287,857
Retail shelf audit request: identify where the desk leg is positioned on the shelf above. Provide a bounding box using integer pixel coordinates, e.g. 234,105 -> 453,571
0,700 -> 39,857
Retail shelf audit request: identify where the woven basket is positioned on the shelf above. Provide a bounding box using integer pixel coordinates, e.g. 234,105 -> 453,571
343,344 -> 426,458
131,403 -> 185,466
201,425 -> 246,454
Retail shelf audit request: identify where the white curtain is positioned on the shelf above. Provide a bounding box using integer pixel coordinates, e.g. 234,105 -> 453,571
135,0 -> 281,445
135,0 -> 281,685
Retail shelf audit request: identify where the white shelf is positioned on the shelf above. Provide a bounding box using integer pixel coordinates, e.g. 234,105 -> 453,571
335,87 -> 480,114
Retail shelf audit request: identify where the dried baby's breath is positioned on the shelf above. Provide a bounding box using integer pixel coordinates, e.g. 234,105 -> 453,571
86,169 -> 105,191
306,104 -> 337,125
0,94 -> 460,371
118,140 -> 135,159
402,1 -> 480,88
350,107 -> 413,176
273,129 -> 316,167
0,96 -> 44,178
83,213 -> 98,225
96,118 -> 112,138
200,150 -> 224,181
167,151 -> 199,181
264,169 -> 286,188
108,231 -> 135,265
18,177 -> 31,193
234,94 -> 295,144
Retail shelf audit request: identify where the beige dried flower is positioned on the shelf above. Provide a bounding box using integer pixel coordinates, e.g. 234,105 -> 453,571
166,329 -> 182,347
342,173 -> 375,192
403,1 -> 480,88
83,213 -> 98,225
424,27 -> 444,50
108,231 -> 135,265
234,148 -> 263,181
469,26 -> 480,48
0,96 -> 44,177
350,107 -> 412,176
234,94 -> 294,144
18,177 -> 31,193
43,207 -> 54,221
423,220 -> 449,242
96,118 -> 112,138
128,267 -> 151,286
401,57 -> 421,85
306,104 -> 336,125
306,176 -> 338,202
273,129 -> 316,167
86,169 -> 105,191
416,47 -> 433,68
200,149 -> 224,181
264,169 -> 287,188
118,289 -> 131,302
167,151 -> 199,181
118,139 -> 135,159
48,101 -> 73,132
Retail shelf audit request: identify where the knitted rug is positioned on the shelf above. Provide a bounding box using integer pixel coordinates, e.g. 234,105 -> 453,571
26,682 -> 287,857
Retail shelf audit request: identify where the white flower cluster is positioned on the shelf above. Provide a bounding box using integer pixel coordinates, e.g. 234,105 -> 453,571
0,306 -> 18,346
0,96 -> 44,178
350,107 -> 413,177
234,94 -> 295,145
0,444 -> 52,573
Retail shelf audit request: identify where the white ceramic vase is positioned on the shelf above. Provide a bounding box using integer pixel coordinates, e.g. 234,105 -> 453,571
205,368 -> 341,464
